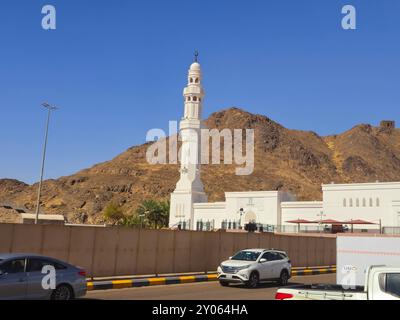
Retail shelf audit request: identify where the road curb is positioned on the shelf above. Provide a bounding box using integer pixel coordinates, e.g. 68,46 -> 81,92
291,266 -> 336,276
87,266 -> 336,291
87,274 -> 217,291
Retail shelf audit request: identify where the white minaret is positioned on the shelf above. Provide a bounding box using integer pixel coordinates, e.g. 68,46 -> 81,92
169,54 -> 208,229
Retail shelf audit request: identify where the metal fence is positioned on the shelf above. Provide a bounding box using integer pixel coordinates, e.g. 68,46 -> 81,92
220,219 -> 241,230
196,219 -> 215,231
382,227 -> 400,235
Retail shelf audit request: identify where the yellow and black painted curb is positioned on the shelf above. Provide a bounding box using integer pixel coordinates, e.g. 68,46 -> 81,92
87,266 -> 336,291
87,274 -> 217,291
290,265 -> 336,277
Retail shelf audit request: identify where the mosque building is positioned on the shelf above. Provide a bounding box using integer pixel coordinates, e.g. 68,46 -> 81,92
169,57 -> 400,233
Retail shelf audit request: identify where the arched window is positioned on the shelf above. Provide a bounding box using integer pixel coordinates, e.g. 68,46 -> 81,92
187,96 -> 191,101
356,198 -> 359,207
369,198 -> 373,207
376,198 -> 380,207
343,199 -> 347,207
195,78 -> 199,83
193,96 -> 197,101
349,198 -> 353,207
362,198 -> 366,207
189,78 -> 193,83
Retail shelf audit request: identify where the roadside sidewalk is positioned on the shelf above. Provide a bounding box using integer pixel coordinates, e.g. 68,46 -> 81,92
87,265 -> 336,291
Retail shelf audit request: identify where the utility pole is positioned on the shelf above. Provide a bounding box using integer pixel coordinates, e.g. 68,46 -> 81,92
34,102 -> 58,224
139,213 -> 146,229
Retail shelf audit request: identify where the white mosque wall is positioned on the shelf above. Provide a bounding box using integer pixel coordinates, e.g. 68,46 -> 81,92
169,191 -> 195,228
192,191 -> 298,229
224,191 -> 293,226
193,202 -> 226,229
322,182 -> 400,228
281,201 -> 323,226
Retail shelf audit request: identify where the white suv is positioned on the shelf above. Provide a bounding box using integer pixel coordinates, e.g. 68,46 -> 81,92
217,249 -> 292,288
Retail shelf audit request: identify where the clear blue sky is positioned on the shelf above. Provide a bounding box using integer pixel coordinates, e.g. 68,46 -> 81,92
0,0 -> 399,184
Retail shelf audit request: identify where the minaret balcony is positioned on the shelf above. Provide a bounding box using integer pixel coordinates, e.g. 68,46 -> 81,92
184,87 -> 204,95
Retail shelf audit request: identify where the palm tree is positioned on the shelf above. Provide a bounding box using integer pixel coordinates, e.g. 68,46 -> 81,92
158,200 -> 170,228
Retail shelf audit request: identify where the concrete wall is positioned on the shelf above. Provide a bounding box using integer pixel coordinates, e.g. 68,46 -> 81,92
0,223 -> 336,278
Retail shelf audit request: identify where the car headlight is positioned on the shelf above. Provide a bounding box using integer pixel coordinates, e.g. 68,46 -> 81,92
236,265 -> 251,271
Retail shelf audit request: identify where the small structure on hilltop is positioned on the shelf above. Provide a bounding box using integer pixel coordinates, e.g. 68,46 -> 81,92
380,120 -> 395,130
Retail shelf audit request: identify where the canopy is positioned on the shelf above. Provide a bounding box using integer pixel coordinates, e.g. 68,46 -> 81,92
318,219 -> 343,225
342,219 -> 377,225
285,219 -> 316,224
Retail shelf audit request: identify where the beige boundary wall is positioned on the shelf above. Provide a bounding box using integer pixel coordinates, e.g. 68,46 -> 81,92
0,223 -> 336,277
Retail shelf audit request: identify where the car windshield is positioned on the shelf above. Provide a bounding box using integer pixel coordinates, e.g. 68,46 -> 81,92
231,251 -> 261,261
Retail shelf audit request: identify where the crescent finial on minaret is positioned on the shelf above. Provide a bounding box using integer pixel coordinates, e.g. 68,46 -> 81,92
194,50 -> 199,62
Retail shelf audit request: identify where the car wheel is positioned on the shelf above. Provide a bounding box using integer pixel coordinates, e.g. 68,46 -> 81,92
51,284 -> 73,300
279,270 -> 289,286
219,281 -> 229,287
246,272 -> 259,288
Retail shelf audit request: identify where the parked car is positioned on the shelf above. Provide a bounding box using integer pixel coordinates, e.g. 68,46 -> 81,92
217,249 -> 292,288
275,266 -> 400,300
0,253 -> 87,300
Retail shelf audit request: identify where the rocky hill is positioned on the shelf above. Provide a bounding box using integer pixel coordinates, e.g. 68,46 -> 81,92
1,108 -> 399,224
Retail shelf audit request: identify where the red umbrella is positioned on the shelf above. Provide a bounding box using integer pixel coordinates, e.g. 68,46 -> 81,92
342,219 -> 378,233
317,219 -> 344,225
342,219 -> 377,225
286,219 -> 318,233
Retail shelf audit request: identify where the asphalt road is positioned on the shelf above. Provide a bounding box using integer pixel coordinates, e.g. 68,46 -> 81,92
84,273 -> 336,300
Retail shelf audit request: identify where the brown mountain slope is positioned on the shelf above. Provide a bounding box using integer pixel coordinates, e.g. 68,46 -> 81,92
0,108 -> 399,224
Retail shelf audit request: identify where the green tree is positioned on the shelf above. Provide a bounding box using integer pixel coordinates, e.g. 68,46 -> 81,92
120,214 -> 148,228
102,202 -> 125,225
158,200 -> 170,228
135,199 -> 170,229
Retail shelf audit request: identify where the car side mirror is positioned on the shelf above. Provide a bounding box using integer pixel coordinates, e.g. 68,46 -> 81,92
259,258 -> 267,263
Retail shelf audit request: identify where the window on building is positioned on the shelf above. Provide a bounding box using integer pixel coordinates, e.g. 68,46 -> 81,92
356,198 -> 359,207
343,198 -> 347,207
189,78 -> 193,83
376,198 -> 380,207
349,199 -> 353,207
363,198 -> 366,207
195,78 -> 199,83
370,198 -> 373,207
193,96 -> 197,101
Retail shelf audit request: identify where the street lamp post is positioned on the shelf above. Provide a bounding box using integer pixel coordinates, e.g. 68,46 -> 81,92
317,211 -> 326,233
238,208 -> 244,229
139,213 -> 146,229
34,102 -> 58,225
